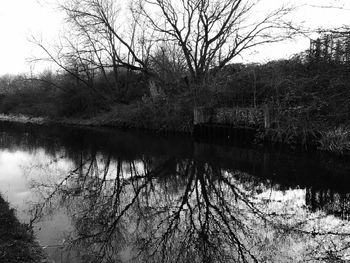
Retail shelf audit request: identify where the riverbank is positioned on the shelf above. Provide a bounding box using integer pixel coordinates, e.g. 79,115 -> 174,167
0,99 -> 193,133
0,111 -> 350,157
0,195 -> 45,263
0,102 -> 194,134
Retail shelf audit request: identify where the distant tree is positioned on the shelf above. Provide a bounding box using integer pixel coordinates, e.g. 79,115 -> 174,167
322,35 -> 331,62
309,33 -> 350,65
334,39 -> 342,63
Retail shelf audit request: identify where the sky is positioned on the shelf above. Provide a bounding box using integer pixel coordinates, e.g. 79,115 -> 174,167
0,0 -> 350,75
0,0 -> 64,75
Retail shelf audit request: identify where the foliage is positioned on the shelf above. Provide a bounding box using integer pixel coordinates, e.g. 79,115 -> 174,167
99,96 -> 193,133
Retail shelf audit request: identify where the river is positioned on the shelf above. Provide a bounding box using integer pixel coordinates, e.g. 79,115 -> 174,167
1,122 -> 350,262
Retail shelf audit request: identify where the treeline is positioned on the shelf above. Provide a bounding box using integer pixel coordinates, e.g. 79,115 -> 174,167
0,70 -> 148,117
0,61 -> 194,132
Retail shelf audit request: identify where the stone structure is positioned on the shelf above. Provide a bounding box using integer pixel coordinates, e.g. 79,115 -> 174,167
194,106 -> 271,129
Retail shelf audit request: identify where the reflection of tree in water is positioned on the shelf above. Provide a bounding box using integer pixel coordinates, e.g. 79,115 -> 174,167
3,122 -> 350,261
28,151 -> 350,263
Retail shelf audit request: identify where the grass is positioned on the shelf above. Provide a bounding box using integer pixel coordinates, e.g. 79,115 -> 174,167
0,195 -> 45,263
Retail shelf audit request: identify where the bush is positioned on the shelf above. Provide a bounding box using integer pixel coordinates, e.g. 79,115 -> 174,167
57,87 -> 110,117
126,96 -> 193,132
0,88 -> 60,118
318,127 -> 350,154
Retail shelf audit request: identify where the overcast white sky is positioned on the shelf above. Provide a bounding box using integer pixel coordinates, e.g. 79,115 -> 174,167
0,0 -> 349,75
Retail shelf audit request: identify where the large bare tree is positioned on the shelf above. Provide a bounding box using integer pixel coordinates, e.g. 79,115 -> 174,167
135,0 -> 297,84
33,0 -> 298,96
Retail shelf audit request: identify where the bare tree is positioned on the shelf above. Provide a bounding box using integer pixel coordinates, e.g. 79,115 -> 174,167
31,0 -> 154,100
60,0 -> 153,74
134,0 -> 297,84
31,0 -> 299,104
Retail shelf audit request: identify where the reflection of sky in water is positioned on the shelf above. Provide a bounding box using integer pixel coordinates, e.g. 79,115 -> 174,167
0,151 -> 31,210
0,149 -> 79,262
0,150 -> 71,219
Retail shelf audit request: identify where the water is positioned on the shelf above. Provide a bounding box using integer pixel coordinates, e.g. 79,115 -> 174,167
1,122 -> 350,262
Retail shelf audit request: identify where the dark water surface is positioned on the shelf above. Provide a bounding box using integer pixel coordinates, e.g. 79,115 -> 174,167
1,122 -> 350,262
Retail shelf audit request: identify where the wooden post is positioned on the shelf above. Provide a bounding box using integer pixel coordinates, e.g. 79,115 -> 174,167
264,104 -> 271,129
